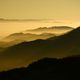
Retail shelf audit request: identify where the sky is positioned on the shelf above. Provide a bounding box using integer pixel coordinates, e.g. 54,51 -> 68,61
0,0 -> 80,38
0,0 -> 80,20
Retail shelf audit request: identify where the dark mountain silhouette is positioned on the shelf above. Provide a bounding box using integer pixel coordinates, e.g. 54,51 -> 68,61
25,26 -> 73,35
0,47 -> 4,52
0,27 -> 79,71
0,33 -> 55,47
0,56 -> 80,80
47,27 -> 80,55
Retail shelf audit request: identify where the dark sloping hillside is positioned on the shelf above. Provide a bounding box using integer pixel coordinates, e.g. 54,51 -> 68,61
1,27 -> 80,57
0,56 -> 80,80
47,27 -> 80,55
0,47 -> 5,52
0,27 -> 80,71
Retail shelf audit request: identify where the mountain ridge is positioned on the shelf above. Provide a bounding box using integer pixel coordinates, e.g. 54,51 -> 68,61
0,27 -> 79,71
0,56 -> 80,80
24,26 -> 73,35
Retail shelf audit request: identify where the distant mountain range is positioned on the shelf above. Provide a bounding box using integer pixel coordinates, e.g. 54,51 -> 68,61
2,33 -> 55,42
0,18 -> 47,21
24,26 -> 73,35
0,27 -> 79,71
0,18 -> 61,22
0,26 -> 73,47
0,33 -> 55,47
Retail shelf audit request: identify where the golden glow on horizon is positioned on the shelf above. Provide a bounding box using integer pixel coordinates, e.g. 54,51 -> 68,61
0,20 -> 79,38
0,0 -> 80,38
0,0 -> 80,21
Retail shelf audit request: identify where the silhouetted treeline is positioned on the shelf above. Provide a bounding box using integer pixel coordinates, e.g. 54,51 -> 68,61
0,55 -> 80,80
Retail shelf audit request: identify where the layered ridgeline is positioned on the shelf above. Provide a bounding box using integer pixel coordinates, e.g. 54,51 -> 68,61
0,33 -> 55,47
0,56 -> 80,80
0,27 -> 79,71
24,26 -> 73,35
0,26 -> 73,47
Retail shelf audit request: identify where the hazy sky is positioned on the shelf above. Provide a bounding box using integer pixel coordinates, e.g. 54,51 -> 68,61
0,0 -> 80,38
0,0 -> 80,21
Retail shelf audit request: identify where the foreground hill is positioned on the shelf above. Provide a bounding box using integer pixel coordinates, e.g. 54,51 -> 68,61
0,56 -> 80,80
0,27 -> 79,71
